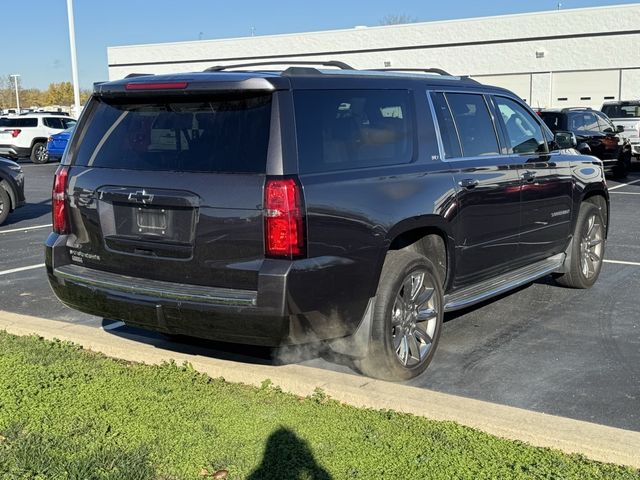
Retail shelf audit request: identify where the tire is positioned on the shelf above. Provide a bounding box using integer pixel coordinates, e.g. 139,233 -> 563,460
357,251 -> 444,381
30,142 -> 48,164
555,202 -> 605,289
612,160 -> 628,179
0,187 -> 10,226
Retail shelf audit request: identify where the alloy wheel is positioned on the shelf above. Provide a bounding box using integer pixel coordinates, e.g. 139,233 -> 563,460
579,213 -> 604,279
390,270 -> 438,367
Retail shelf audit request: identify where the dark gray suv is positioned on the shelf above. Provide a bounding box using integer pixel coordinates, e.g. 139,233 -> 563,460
46,62 -> 609,380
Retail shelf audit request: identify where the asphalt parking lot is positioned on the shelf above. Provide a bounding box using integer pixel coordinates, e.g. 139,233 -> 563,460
1,160 -> 639,433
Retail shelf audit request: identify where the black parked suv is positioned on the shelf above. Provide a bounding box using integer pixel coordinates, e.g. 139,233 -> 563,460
45,62 -> 609,380
0,156 -> 25,225
539,107 -> 631,178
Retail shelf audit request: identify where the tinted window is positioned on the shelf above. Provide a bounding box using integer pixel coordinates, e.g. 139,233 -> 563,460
430,92 -> 462,159
494,96 -> 547,154
44,117 -> 63,129
294,90 -> 414,173
602,102 -> 640,118
0,117 -> 38,127
72,94 -> 272,173
445,93 -> 499,157
539,112 -> 564,131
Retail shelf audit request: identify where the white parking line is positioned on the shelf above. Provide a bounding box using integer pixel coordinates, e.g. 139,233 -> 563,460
0,224 -> 52,235
0,264 -> 45,276
604,259 -> 640,267
102,321 -> 126,331
609,191 -> 640,195
608,178 -> 640,191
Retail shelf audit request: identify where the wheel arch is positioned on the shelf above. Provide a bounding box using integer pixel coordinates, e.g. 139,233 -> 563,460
384,215 -> 454,291
30,137 -> 49,149
581,187 -> 609,237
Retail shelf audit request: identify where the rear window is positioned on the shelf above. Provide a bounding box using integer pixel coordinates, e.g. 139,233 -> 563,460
0,118 -> 38,127
601,102 -> 640,119
72,94 -> 272,173
294,90 -> 415,173
539,113 -> 564,131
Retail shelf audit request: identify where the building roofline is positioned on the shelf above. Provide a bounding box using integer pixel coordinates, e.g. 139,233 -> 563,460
109,3 -> 640,51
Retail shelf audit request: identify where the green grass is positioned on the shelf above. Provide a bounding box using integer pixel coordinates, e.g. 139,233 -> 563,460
0,332 -> 637,480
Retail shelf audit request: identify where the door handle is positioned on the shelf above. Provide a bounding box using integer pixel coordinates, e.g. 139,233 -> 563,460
521,171 -> 537,183
458,178 -> 479,189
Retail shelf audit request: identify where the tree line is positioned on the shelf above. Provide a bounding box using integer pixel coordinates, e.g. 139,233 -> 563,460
0,75 -> 91,110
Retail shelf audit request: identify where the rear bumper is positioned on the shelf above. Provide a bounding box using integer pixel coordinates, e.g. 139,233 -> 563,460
45,233 -> 371,346
0,144 -> 30,158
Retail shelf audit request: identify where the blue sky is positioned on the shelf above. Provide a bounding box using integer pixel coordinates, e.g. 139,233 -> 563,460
2,0 -> 636,89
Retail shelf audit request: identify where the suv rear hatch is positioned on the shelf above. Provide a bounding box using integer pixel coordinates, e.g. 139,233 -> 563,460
60,89 -> 275,292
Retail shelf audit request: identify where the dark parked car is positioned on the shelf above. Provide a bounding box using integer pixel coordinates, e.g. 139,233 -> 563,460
47,126 -> 74,161
539,107 -> 632,178
0,156 -> 25,225
45,62 -> 609,380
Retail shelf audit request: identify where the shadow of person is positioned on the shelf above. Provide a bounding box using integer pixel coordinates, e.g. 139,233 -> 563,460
247,428 -> 332,480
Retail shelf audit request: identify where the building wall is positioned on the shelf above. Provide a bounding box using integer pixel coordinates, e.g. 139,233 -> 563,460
107,4 -> 640,109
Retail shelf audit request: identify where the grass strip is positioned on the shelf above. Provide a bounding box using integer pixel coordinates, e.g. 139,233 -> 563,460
0,331 -> 638,480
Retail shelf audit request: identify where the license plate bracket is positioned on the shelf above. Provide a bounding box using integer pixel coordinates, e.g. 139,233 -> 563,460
136,207 -> 168,234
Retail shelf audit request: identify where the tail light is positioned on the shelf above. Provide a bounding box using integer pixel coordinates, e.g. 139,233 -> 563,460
264,178 -> 305,258
52,166 -> 69,234
48,136 -> 53,143
6,129 -> 21,138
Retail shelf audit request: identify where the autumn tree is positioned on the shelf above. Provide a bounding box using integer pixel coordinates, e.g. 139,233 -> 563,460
46,81 -> 75,106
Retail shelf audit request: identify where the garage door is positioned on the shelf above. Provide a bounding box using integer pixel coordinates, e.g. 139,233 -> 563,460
473,74 -> 532,103
552,70 -> 620,109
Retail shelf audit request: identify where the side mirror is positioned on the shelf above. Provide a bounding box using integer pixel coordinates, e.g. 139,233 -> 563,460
616,125 -> 625,133
554,131 -> 577,149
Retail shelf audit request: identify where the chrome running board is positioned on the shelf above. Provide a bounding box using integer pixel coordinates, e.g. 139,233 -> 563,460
444,253 -> 565,312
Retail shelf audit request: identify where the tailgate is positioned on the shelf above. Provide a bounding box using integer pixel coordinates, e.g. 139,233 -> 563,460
63,92 -> 273,291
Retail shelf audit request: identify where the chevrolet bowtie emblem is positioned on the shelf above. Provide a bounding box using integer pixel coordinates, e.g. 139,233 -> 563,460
128,190 -> 154,204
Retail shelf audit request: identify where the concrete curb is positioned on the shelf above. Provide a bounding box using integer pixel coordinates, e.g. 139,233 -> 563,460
1,310 -> 638,469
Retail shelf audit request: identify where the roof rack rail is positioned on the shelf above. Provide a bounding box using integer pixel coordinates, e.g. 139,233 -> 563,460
204,60 -> 354,72
371,68 -> 453,76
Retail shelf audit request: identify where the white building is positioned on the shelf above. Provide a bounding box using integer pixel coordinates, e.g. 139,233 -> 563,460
108,3 -> 640,109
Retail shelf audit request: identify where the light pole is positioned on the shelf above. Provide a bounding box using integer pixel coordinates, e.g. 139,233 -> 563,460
9,74 -> 20,112
66,0 -> 81,116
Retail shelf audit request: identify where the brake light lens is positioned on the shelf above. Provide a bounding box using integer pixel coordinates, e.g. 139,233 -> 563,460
52,166 -> 69,234
264,178 -> 305,258
6,129 -> 21,138
125,81 -> 188,90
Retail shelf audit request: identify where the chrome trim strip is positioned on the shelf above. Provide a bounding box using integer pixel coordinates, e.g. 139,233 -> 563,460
54,264 -> 257,307
444,253 -> 565,312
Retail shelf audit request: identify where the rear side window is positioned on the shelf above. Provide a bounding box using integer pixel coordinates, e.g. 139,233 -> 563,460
0,118 -> 38,127
72,94 -> 272,173
446,93 -> 499,157
44,117 -> 76,129
430,92 -> 462,159
294,90 -> 414,173
539,113 -> 563,131
602,103 -> 640,118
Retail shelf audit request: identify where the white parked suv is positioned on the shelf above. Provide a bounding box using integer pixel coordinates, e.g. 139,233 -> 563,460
601,101 -> 640,160
0,113 -> 76,163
